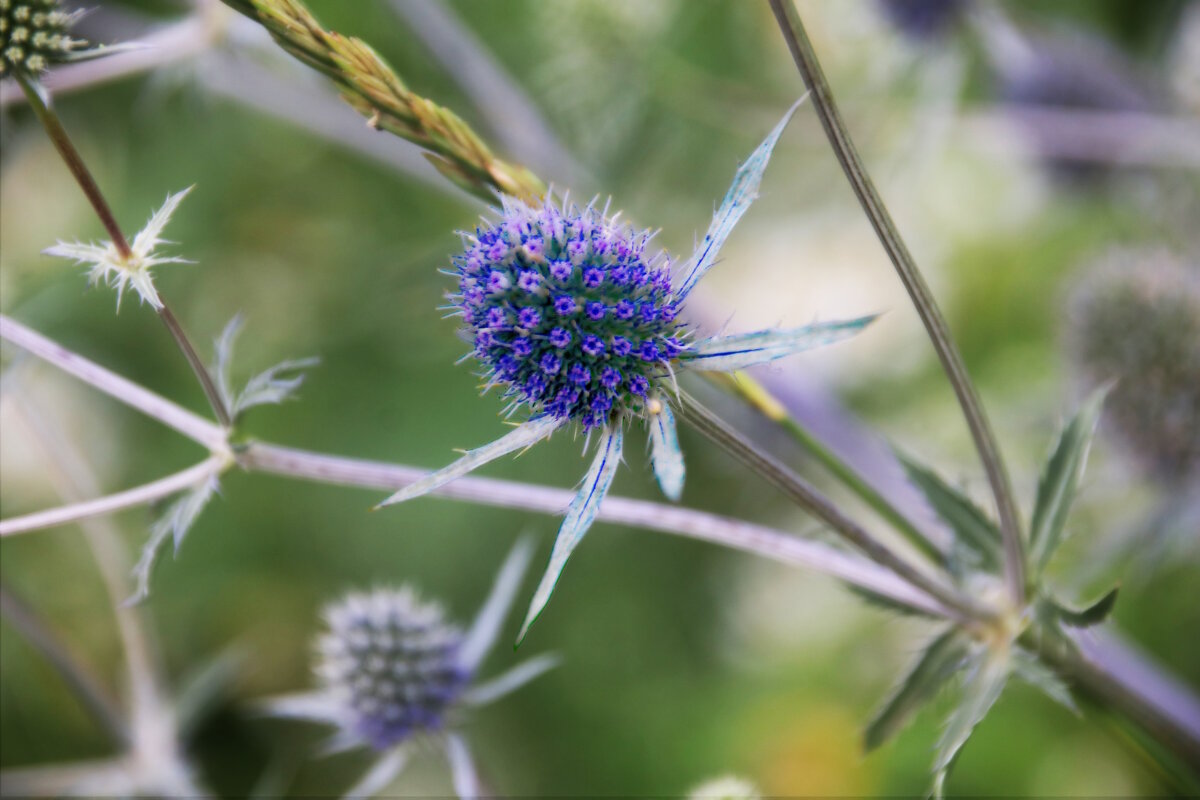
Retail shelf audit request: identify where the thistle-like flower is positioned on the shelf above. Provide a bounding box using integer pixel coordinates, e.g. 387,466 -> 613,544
378,100 -> 876,641
44,187 -> 194,311
1067,248 -> 1200,484
0,0 -> 86,76
262,540 -> 558,799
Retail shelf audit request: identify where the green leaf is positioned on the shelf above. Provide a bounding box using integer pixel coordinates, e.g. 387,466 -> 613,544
864,629 -> 969,751
933,649 -> 1010,798
849,586 -> 938,619
1054,586 -> 1120,628
1029,386 -> 1110,574
1012,648 -> 1078,714
897,453 -> 1002,572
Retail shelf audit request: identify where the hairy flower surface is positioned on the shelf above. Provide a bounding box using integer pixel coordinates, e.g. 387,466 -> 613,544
451,197 -> 684,429
0,0 -> 84,76
381,99 -> 877,642
262,541 -> 557,799
44,187 -> 194,310
317,588 -> 469,749
1068,248 -> 1200,483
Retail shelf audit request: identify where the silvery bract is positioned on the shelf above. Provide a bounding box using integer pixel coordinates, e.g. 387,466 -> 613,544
44,187 -> 195,311
379,98 -> 878,641
261,539 -> 558,799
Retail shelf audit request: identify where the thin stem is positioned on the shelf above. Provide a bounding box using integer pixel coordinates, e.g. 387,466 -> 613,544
0,585 -> 129,744
240,441 -> 951,617
14,72 -> 131,257
157,305 -> 232,430
676,391 -> 991,626
9,314 -> 1200,764
1036,629 -> 1200,771
0,314 -> 227,452
767,0 -> 1027,606
13,74 -> 233,429
0,457 -> 226,537
10,391 -> 206,798
710,372 -> 944,563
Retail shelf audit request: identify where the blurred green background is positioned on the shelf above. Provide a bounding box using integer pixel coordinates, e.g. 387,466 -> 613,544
2,0 -> 1198,796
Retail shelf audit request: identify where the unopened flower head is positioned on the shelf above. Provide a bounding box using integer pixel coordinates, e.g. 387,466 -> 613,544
317,588 -> 469,750
452,197 -> 686,429
1068,248 -> 1200,482
0,0 -> 85,76
44,186 -> 194,311
262,541 -> 556,797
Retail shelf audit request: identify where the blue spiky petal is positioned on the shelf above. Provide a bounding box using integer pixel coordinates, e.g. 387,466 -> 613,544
450,198 -> 687,430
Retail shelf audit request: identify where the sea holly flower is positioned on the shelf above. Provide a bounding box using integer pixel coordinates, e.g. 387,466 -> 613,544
379,100 -> 877,641
1,0 -> 86,76
261,540 -> 558,799
44,187 -> 194,311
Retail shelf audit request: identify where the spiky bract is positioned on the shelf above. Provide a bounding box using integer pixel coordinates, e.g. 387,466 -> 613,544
0,0 -> 83,76
317,588 -> 469,750
451,198 -> 687,429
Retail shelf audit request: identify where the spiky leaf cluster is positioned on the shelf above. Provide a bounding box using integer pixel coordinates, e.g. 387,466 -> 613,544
0,0 -> 82,77
1068,249 -> 1200,483
317,588 -> 469,750
451,198 -> 688,429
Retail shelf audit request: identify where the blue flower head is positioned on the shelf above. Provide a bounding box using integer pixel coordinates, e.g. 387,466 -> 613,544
317,588 -> 469,750
451,198 -> 685,430
382,99 -> 878,643
261,540 -> 558,797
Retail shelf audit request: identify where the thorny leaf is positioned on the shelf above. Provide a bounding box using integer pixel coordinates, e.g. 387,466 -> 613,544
212,315 -> 319,421
127,476 -> 219,605
933,648 -> 1010,798
864,628 -> 969,751
518,425 -> 624,644
1053,586 -> 1120,629
679,315 -> 878,373
1030,386 -> 1110,574
648,398 -> 685,501
1012,648 -> 1078,714
677,97 -> 807,298
375,416 -> 563,509
897,453 -> 1002,574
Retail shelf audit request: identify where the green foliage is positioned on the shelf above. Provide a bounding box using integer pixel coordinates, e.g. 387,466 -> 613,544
933,649 -> 1010,798
1029,386 -> 1110,576
897,453 -> 1002,574
1053,587 -> 1120,629
864,629 -> 969,752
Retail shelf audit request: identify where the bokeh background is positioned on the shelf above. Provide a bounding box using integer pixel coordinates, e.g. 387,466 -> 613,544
2,0 -> 1198,796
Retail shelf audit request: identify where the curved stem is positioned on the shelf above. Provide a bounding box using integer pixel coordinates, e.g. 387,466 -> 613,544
0,314 -> 227,452
14,73 -> 132,257
710,371 -> 945,563
0,585 -> 128,744
0,457 -> 226,537
239,441 -> 951,618
12,75 -> 233,430
676,391 -> 992,626
766,0 -> 1026,605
